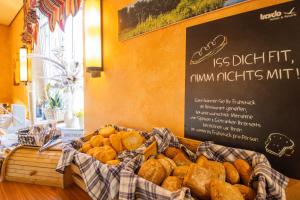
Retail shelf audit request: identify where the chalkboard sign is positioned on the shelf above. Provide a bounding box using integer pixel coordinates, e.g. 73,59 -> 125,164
185,1 -> 300,179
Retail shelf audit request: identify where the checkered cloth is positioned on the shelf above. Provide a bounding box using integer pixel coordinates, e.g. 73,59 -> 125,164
152,128 -> 197,161
119,128 -> 197,200
196,141 -> 289,200
56,125 -> 154,200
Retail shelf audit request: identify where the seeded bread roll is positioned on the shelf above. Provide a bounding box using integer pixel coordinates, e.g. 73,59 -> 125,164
161,176 -> 183,192
94,145 -> 117,163
183,164 -> 211,199
234,184 -> 256,200
121,131 -> 145,151
172,165 -> 190,178
90,135 -> 105,147
99,127 -> 116,138
173,153 -> 193,166
109,133 -> 123,153
223,162 -> 240,184
234,159 -> 252,185
138,158 -> 166,185
210,179 -> 244,200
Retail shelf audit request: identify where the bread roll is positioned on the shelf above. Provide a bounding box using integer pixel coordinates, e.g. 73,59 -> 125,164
90,135 -> 105,147
99,127 -> 116,138
121,131 -> 145,151
109,133 -> 123,153
94,145 -> 117,163
158,158 -> 175,177
202,161 -> 226,182
81,142 -> 93,153
103,138 -> 111,146
106,159 -> 121,165
164,147 -> 184,159
196,155 -> 208,166
223,162 -> 240,184
183,164 -> 211,199
161,176 -> 183,192
173,153 -> 193,166
172,166 -> 190,178
234,159 -> 252,185
234,184 -> 256,200
138,158 -> 166,185
210,179 -> 244,200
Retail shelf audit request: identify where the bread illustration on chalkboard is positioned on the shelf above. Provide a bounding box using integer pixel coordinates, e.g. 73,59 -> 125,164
265,133 -> 295,157
190,35 -> 227,65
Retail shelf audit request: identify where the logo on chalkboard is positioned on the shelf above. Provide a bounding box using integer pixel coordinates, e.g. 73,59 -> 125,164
265,133 -> 295,157
260,7 -> 296,21
190,35 -> 227,65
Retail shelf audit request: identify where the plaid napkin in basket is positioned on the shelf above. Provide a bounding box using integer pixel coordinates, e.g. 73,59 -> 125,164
197,141 -> 289,200
56,125 -> 154,200
152,127 -> 197,161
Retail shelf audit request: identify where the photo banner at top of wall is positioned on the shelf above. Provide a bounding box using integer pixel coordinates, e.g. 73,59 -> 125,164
118,0 -> 247,41
184,1 -> 300,179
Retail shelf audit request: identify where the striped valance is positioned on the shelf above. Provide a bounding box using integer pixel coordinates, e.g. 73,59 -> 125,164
22,0 -> 82,46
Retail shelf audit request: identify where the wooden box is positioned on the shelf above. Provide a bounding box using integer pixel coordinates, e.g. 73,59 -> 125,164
0,146 -> 68,188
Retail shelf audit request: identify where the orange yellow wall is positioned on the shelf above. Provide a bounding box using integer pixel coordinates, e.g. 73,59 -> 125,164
0,24 -> 12,103
84,0 -> 290,136
8,9 -> 29,109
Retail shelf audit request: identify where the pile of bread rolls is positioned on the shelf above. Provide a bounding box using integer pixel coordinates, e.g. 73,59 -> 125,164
80,127 -> 145,165
138,147 -> 256,200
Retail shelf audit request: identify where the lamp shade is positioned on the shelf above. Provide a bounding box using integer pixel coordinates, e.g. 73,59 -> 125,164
19,47 -> 28,82
84,0 -> 102,71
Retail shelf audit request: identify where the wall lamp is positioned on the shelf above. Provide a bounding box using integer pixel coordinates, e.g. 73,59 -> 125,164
19,47 -> 28,84
84,0 -> 103,78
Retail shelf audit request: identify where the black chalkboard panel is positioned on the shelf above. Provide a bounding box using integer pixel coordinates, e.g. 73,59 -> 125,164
185,1 -> 300,179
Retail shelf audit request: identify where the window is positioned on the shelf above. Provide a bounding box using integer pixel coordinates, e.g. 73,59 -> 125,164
31,8 -> 84,128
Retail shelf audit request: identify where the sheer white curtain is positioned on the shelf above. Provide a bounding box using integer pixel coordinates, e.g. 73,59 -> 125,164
31,8 -> 84,122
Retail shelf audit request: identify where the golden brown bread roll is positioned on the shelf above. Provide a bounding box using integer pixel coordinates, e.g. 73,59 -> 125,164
172,165 -> 190,178
234,184 -> 256,200
201,160 -> 226,182
90,135 -> 105,147
234,159 -> 252,185
210,179 -> 244,200
106,159 -> 121,165
161,176 -> 183,192
223,162 -> 240,184
121,131 -> 145,151
80,142 -> 93,153
157,158 -> 176,177
164,147 -> 184,159
103,138 -> 111,146
94,145 -> 117,163
99,127 -> 116,138
173,153 -> 193,166
109,133 -> 123,153
138,158 -> 166,185
183,164 -> 211,199
196,155 -> 208,166
156,154 -> 167,159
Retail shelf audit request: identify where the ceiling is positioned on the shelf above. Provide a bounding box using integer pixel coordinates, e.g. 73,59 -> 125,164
0,0 -> 23,26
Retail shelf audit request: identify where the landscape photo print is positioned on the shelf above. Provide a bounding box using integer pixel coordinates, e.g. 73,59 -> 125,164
118,0 -> 247,40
